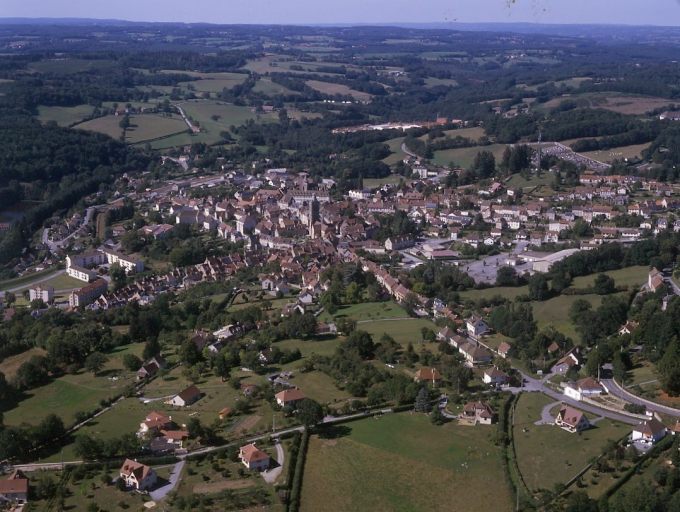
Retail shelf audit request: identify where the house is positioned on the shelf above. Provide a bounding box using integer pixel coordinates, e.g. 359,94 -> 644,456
483,367 -> 509,387
218,407 -> 232,420
119,459 -> 157,491
564,377 -> 605,401
139,411 -> 174,435
632,418 -> 667,445
459,343 -> 493,366
275,388 -> 306,408
648,267 -> 665,292
466,315 -> 489,338
498,341 -> 512,359
461,401 -> 496,425
555,405 -> 591,433
384,236 -> 414,251
414,367 -> 442,386
552,348 -> 580,373
0,471 -> 29,504
437,327 -> 455,343
136,356 -> 166,381
239,443 -> 271,472
69,278 -> 108,307
168,385 -> 202,407
618,320 -> 638,336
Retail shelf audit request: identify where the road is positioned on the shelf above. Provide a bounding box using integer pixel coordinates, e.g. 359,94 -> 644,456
1,269 -> 65,293
42,206 -> 97,255
262,441 -> 284,484
149,460 -> 185,501
602,378 -> 680,418
400,142 -> 417,159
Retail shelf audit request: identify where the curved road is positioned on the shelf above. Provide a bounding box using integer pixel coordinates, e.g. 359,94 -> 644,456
602,378 -> 680,418
1,269 -> 65,293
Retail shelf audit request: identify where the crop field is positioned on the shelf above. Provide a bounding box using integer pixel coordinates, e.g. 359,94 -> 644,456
432,143 -> 508,168
513,392 -> 630,493
305,80 -> 372,102
300,413 -> 513,512
125,114 -> 188,143
37,104 -> 94,127
73,115 -> 123,139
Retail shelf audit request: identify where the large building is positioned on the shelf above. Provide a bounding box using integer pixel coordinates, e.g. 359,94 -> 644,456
29,285 -> 54,304
103,249 -> 145,273
69,279 -> 108,307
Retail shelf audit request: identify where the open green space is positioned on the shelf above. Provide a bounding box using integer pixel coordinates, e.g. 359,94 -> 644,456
73,115 -> 123,139
253,78 -> 300,96
570,266 -> 648,290
459,285 -> 529,302
29,58 -> 117,74
513,392 -> 630,493
37,104 -> 95,127
33,273 -> 85,291
0,267 -> 59,292
506,172 -> 557,190
424,77 -> 459,87
305,80 -> 372,102
580,143 -> 651,163
432,143 -> 508,168
381,136 -> 407,166
532,294 -> 604,341
179,72 -> 249,93
321,301 -> 410,322
125,114 -> 188,143
300,412 -> 513,512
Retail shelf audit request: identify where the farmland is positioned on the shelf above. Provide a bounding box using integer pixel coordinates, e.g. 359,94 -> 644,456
579,143 -> 651,163
300,413 -> 513,512
513,393 -> 630,493
73,115 -> 123,139
541,92 -> 673,115
124,114 -> 188,143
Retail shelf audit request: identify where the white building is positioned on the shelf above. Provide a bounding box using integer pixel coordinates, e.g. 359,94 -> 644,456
29,286 -> 54,304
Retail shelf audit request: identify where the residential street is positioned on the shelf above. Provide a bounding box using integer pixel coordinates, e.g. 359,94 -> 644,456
149,460 -> 185,501
602,378 -> 680,418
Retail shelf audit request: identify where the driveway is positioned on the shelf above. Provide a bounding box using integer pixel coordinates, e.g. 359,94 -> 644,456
534,400 -> 561,425
149,460 -> 185,501
262,441 -> 284,484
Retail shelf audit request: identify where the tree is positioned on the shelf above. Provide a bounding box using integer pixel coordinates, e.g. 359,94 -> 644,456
296,398 -> 324,428
143,338 -> 161,360
180,340 -> 202,366
496,266 -> 520,286
85,352 -> 108,375
528,273 -> 550,301
345,330 -> 375,359
565,491 -> 598,512
593,273 -> 616,295
0,372 -> 11,402
214,354 -> 230,382
109,263 -> 127,291
414,387 -> 430,412
472,150 -> 496,178
122,354 -> 142,372
430,404 -> 445,425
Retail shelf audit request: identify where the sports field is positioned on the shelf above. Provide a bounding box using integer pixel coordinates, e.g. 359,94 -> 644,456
300,413 -> 513,512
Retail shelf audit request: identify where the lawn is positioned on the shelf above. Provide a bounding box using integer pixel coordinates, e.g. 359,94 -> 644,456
433,143 -> 508,168
300,412 -> 513,512
363,174 -> 405,188
125,114 -> 188,143
73,115 -> 123,139
253,78 -> 300,96
381,136 -> 407,166
532,294 -> 604,341
355,318 -> 440,346
0,266 -> 58,292
37,104 -> 95,127
513,392 -> 630,493
305,80 -> 372,102
459,285 -> 529,302
506,172 -> 556,190
0,348 -> 47,380
34,273 -> 85,291
321,301 -> 410,322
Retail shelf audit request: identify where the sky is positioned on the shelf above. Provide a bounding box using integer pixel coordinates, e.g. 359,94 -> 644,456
2,0 -> 680,26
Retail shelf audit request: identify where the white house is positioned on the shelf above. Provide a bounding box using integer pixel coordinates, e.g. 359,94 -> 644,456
119,459 -> 157,491
563,377 -> 604,401
555,405 -> 591,433
275,388 -> 306,408
632,418 -> 667,445
167,385 -> 201,407
29,285 -> 54,304
239,443 -> 270,471
483,367 -> 509,387
466,315 -> 489,338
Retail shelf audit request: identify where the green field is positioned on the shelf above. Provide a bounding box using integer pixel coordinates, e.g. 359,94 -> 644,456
179,72 -> 249,93
570,266 -> 648,290
305,80 -> 372,102
73,115 -> 123,139
513,393 -> 630,493
424,77 -> 459,88
321,301 -> 410,322
0,267 -> 59,292
125,114 -> 188,143
3,344 -> 145,428
433,143 -> 508,168
533,294 -> 604,341
37,104 -> 95,127
506,172 -> 557,190
31,273 -> 85,291
253,78 -> 300,96
459,285 -> 529,302
580,143 -> 651,163
300,413 -> 513,512
381,136 -> 407,166
29,58 -> 116,74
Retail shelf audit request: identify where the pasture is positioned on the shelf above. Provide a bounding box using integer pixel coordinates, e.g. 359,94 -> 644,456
37,104 -> 94,127
73,116 -> 123,139
125,114 -> 188,143
305,80 -> 372,102
579,143 -> 651,163
570,266 -> 648,290
513,393 -> 630,494
300,413 -> 513,512
29,58 -> 116,74
253,78 -> 300,96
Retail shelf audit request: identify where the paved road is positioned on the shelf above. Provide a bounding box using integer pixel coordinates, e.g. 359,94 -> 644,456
1,269 -> 65,293
400,142 -> 417,159
149,460 -> 185,501
602,378 -> 680,418
262,441 -> 284,484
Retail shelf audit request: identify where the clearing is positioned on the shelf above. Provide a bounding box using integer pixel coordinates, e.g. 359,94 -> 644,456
300,412 -> 513,512
305,80 -> 372,102
432,143 -> 508,168
37,105 -> 95,127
